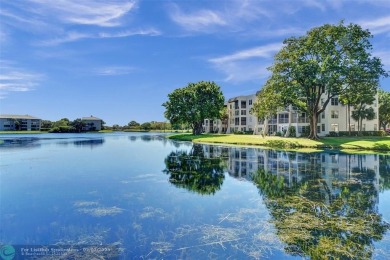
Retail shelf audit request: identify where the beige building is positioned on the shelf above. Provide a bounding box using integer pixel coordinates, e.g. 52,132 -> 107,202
0,114 -> 41,131
82,116 -> 103,131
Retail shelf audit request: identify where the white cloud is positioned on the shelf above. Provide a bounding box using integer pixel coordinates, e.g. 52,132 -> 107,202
98,28 -> 161,38
359,16 -> 390,35
0,62 -> 44,98
209,43 -> 281,82
94,66 -> 135,76
169,4 -> 226,31
209,43 -> 282,64
39,31 -> 92,46
27,0 -> 137,27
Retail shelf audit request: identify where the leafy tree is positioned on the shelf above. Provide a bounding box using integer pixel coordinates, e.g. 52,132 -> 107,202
41,120 -> 53,129
52,118 -> 70,128
379,89 -> 390,130
70,118 -> 85,133
112,124 -> 121,130
163,81 -> 225,135
268,21 -> 387,139
141,122 -> 152,131
128,120 -> 140,128
251,78 -> 286,135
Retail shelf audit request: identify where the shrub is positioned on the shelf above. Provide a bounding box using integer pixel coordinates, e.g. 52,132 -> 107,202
288,126 -> 296,137
275,131 -> 282,137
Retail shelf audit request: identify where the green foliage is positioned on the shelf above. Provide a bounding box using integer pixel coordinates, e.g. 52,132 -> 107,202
252,166 -> 390,259
379,89 -> 390,130
268,21 -> 387,140
140,122 -> 152,131
163,144 -> 225,195
128,120 -> 140,128
162,81 -> 225,135
288,126 -> 296,137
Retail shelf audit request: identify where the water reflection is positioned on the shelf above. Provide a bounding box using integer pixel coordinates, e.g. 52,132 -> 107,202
0,137 -> 41,149
73,139 -> 105,148
165,145 -> 390,258
163,144 -> 225,195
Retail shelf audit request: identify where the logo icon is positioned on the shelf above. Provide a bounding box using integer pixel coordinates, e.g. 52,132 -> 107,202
0,245 -> 15,260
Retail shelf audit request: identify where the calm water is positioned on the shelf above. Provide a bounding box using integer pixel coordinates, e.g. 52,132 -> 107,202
1,133 -> 390,259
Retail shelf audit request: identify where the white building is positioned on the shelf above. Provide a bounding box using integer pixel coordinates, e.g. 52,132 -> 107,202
204,92 -> 379,137
0,114 -> 41,131
82,116 -> 103,131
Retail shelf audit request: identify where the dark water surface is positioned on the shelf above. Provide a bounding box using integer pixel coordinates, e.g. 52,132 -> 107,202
1,133 -> 390,259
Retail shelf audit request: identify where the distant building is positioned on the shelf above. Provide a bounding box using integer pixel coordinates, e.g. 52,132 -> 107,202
82,116 -> 103,131
0,114 -> 41,131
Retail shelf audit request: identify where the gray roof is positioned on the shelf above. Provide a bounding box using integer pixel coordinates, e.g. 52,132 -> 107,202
82,116 -> 102,121
0,114 -> 41,120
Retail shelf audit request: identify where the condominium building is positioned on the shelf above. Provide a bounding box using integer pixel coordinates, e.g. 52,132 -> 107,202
0,114 -> 41,131
257,95 -> 379,136
204,93 -> 379,137
82,116 -> 103,131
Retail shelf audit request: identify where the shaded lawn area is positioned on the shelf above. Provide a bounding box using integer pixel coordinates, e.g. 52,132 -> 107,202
168,134 -> 390,151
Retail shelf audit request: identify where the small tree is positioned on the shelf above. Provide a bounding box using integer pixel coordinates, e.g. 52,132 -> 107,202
379,90 -> 390,130
352,106 -> 375,133
163,81 -> 225,135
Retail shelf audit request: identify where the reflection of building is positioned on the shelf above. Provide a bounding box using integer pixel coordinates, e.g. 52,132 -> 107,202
82,116 -> 103,131
0,114 -> 41,131
225,147 -> 380,198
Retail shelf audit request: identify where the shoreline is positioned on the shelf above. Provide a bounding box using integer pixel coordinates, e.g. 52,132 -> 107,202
167,133 -> 390,153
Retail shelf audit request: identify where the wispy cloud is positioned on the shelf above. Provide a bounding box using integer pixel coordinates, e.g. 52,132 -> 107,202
359,16 -> 390,35
209,43 -> 282,64
0,61 -> 44,98
27,0 -> 137,27
39,28 -> 160,46
94,66 -> 135,76
169,5 -> 226,32
209,43 -> 281,82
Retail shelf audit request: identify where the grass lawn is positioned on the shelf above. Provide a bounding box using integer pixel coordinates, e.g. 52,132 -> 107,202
168,134 -> 390,152
0,131 -> 45,134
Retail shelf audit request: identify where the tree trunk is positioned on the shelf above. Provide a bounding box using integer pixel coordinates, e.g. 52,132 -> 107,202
347,104 -> 351,135
308,113 -> 319,140
192,121 -> 203,135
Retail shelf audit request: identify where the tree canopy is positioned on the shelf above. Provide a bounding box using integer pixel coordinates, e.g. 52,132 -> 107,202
162,81 -> 225,135
379,89 -> 390,130
266,21 -> 387,139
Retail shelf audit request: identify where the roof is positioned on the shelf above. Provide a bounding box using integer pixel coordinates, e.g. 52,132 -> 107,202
82,116 -> 102,121
0,114 -> 41,120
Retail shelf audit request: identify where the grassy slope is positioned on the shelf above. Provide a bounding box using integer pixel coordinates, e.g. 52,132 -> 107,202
168,134 -> 390,152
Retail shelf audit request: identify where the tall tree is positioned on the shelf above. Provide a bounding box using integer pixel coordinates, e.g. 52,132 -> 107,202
379,90 -> 390,130
351,106 -> 375,133
163,81 -> 225,135
268,21 -> 387,139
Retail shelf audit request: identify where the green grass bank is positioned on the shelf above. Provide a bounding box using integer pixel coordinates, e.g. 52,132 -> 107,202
168,134 -> 390,152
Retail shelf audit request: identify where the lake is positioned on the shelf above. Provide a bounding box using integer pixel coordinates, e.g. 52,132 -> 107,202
1,132 -> 390,259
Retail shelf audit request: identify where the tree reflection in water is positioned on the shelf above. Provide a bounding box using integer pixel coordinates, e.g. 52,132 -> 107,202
252,153 -> 390,259
163,144 -> 225,195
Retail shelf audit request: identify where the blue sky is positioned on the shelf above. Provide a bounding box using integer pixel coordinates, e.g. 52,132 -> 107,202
0,0 -> 389,126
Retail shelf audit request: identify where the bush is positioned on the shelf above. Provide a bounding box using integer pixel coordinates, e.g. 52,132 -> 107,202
275,131 -> 282,137
288,126 -> 296,137
328,131 -> 386,137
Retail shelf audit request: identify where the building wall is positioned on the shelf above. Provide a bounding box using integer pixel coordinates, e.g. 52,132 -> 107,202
0,116 -> 41,131
82,120 -> 102,131
225,94 -> 257,133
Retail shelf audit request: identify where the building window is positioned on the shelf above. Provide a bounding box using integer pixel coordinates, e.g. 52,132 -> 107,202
241,101 -> 247,109
322,124 -> 325,132
235,118 -> 239,125
321,98 -> 324,105
249,99 -> 252,105
321,113 -> 325,119
235,110 -> 239,116
241,117 -> 247,125
278,113 -> 289,124
241,110 -> 246,115
331,97 -> 339,106
317,126 -> 321,133
331,124 -> 339,131
331,111 -> 339,119
350,124 -> 355,131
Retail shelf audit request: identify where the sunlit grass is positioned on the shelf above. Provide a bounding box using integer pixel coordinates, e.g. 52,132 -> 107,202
168,134 -> 390,151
